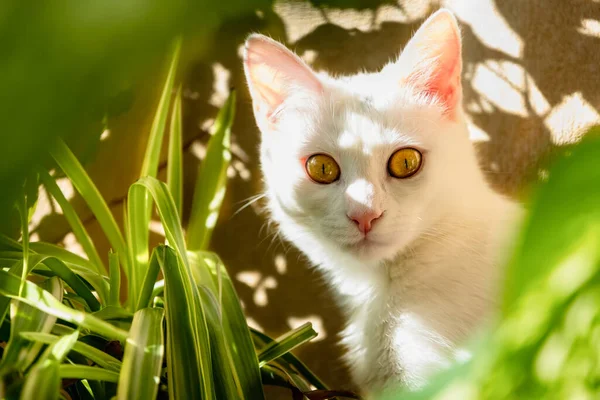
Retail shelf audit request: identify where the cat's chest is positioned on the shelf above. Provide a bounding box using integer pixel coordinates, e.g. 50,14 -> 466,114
340,251 -> 493,391
342,291 -> 458,391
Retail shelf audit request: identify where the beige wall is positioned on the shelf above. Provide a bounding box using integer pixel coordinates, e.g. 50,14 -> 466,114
31,0 -> 600,395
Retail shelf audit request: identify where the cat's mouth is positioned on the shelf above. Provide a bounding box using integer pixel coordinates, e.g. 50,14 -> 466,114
346,235 -> 388,251
344,235 -> 401,262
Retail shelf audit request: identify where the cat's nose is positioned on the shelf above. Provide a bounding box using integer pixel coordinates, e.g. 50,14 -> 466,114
347,211 -> 383,234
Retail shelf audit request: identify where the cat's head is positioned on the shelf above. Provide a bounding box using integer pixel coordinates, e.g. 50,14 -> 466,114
244,10 -> 484,266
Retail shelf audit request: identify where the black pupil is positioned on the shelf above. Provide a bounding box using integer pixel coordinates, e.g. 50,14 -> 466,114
322,163 -> 325,174
404,158 -> 408,169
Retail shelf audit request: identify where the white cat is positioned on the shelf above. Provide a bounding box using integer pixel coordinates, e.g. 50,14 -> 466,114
243,9 -> 520,393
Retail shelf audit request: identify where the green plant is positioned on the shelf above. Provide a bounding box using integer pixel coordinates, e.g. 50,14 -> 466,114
0,40 -> 350,400
0,0 -> 275,236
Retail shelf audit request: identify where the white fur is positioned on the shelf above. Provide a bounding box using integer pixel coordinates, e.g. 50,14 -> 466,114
244,10 -> 520,394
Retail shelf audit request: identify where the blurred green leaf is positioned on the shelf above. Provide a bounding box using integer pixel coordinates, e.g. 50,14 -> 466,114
20,330 -> 79,400
503,127 -> 600,310
0,0 -> 275,236
59,365 -> 119,383
24,171 -> 40,224
0,262 -> 24,340
117,308 -> 164,400
168,85 -> 184,216
0,277 -> 63,374
92,306 -> 133,322
18,188 -> 30,290
20,332 -> 121,372
108,250 -> 121,307
187,91 -> 236,251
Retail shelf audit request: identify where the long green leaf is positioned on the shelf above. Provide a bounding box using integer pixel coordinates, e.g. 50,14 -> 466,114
198,284 -> 241,400
187,91 -> 236,251
130,177 -> 189,270
22,240 -> 109,304
43,256 -> 101,311
0,250 -> 107,307
191,251 -> 266,399
0,252 -> 101,311
21,361 -> 60,400
92,305 -> 132,321
257,322 -> 318,368
39,168 -> 106,275
140,37 -> 181,180
0,277 -> 63,373
20,332 -> 121,372
0,270 -> 127,341
158,245 -> 212,399
117,308 -> 164,400
108,250 -> 121,307
20,330 -> 80,400
17,190 -> 31,304
59,365 -> 119,382
127,37 -> 181,308
151,279 -> 165,299
168,85 -> 183,215
251,328 -> 328,391
128,176 -> 213,398
135,249 -> 161,310
0,262 -> 24,337
50,139 -> 128,274
1,237 -> 100,275
18,190 -> 30,291
31,242 -> 106,274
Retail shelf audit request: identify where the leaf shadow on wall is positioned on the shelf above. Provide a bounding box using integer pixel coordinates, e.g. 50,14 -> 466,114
28,1 -> 600,397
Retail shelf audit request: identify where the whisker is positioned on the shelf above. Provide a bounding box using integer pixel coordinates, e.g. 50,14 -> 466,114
232,193 -> 267,217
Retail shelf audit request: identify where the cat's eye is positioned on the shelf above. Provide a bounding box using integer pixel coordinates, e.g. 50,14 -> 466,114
305,154 -> 340,184
388,148 -> 422,179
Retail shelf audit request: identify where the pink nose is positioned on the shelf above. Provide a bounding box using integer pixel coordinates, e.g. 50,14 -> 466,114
348,211 -> 383,234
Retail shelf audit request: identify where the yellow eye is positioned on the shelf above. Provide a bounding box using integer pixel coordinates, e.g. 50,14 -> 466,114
388,148 -> 422,178
305,154 -> 340,184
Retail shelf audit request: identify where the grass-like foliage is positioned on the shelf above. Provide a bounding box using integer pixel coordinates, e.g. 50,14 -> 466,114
0,40 -> 344,400
1,21 -> 599,400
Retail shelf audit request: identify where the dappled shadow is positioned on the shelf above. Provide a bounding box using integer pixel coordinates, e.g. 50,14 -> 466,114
459,0 -> 600,197
29,0 -> 600,396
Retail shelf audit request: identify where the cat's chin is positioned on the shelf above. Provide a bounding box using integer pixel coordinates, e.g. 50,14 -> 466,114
343,237 -> 399,263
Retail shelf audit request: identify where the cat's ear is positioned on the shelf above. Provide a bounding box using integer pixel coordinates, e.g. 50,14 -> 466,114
243,34 -> 322,127
389,9 -> 462,118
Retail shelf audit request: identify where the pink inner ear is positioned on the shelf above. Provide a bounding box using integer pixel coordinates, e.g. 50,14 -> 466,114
400,10 -> 462,117
244,35 -> 322,121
